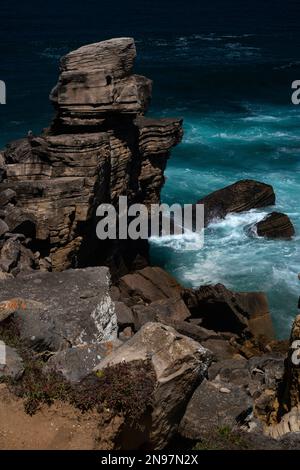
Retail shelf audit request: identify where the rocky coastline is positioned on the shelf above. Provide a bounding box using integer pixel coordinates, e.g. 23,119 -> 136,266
0,38 -> 299,450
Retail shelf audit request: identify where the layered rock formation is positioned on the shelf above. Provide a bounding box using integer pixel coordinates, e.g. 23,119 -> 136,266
195,179 -> 275,227
0,38 -> 183,276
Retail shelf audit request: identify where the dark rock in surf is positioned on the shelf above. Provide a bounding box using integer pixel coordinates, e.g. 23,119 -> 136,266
251,212 -> 295,240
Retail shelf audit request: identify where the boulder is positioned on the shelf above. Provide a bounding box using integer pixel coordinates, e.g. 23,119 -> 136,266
196,179 -> 275,227
184,284 -> 274,339
0,267 -> 117,352
118,266 -> 183,304
251,212 -> 295,239
94,322 -> 213,449
179,378 -> 252,440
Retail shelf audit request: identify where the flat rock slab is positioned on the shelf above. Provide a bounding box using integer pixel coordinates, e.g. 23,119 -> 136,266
0,267 -> 117,351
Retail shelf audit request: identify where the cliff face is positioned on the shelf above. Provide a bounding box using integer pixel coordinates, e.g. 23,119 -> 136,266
0,38 -> 183,276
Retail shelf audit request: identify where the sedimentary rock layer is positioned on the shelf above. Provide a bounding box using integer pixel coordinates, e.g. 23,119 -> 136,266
0,38 -> 183,275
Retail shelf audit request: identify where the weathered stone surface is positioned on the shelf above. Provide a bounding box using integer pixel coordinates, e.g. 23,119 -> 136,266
278,315 -> 300,414
118,266 -> 183,304
251,212 -> 295,239
196,179 -> 275,227
184,284 -> 274,339
179,378 -> 252,440
0,345 -> 24,379
0,219 -> 9,237
0,238 -> 21,273
0,267 -> 117,352
95,322 -> 213,449
45,340 -> 121,383
0,39 -> 183,276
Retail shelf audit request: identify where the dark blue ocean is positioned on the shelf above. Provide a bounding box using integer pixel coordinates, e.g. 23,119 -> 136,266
1,0 -> 300,337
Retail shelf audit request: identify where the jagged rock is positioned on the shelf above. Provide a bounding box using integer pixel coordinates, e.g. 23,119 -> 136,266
195,179 -> 275,227
251,212 -> 295,239
0,220 -> 9,237
118,266 -> 183,304
45,340 -> 121,383
0,267 -> 117,352
94,322 -> 213,449
179,378 -> 252,440
0,189 -> 16,207
0,345 -> 24,379
0,272 -> 13,281
0,39 -> 183,276
183,284 -> 274,339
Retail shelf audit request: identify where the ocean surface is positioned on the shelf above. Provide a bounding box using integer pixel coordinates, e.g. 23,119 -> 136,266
1,0 -> 300,337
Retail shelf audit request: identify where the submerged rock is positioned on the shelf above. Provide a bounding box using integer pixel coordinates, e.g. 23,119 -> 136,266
195,179 -> 275,227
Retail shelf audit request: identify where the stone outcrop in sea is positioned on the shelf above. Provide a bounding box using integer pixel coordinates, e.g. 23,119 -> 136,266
0,38 -> 300,451
0,38 -> 183,276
